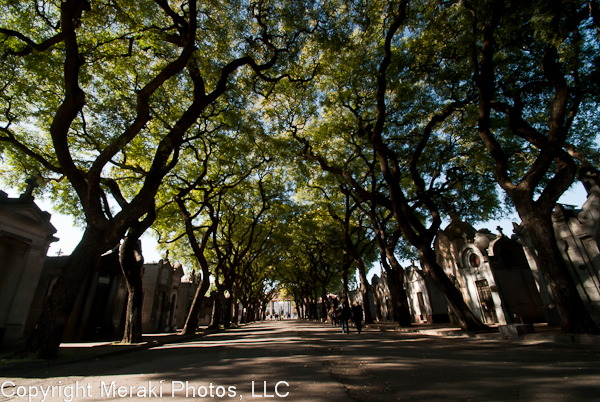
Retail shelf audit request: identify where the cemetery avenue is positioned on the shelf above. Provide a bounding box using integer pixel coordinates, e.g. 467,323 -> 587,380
2,320 -> 600,401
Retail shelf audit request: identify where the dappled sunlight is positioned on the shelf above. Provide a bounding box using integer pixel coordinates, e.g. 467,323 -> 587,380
2,321 -> 599,402
154,337 -> 304,349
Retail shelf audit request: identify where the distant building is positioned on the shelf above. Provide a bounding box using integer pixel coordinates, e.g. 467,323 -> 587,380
267,291 -> 295,319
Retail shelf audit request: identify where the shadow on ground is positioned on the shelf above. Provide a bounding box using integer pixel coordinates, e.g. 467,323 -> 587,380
2,321 -> 600,401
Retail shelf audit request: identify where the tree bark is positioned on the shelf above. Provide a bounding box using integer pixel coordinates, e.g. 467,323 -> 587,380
355,257 -> 374,324
231,288 -> 240,326
382,253 -> 413,326
120,232 -> 145,344
223,293 -> 232,328
208,289 -> 222,330
181,276 -> 209,335
341,253 -> 350,298
372,273 -> 383,322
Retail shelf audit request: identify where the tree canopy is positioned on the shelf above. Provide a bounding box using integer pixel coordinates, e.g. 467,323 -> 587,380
2,0 -> 600,355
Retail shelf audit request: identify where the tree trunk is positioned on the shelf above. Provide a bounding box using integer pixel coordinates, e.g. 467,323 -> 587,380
388,266 -> 413,326
232,288 -> 240,326
381,252 -> 412,326
252,304 -> 258,321
25,229 -> 106,358
297,300 -> 305,319
519,210 -> 599,334
241,302 -> 248,324
120,231 -> 145,344
208,290 -> 222,329
247,304 -> 252,322
181,276 -> 209,335
223,294 -> 232,328
341,253 -> 350,298
419,249 -> 489,332
372,288 -> 383,322
355,257 -> 374,324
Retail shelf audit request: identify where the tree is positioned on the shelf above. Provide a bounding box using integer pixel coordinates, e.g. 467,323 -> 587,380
207,171 -> 279,327
275,205 -> 347,320
287,0 -> 501,331
363,192 -> 415,326
458,0 -> 600,333
154,121 -> 269,334
308,180 -> 377,324
0,0 -> 317,357
119,211 -> 155,344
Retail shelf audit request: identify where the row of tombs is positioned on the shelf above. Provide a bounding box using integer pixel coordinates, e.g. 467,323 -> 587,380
367,167 -> 600,329
0,185 -> 214,346
2,167 -> 600,345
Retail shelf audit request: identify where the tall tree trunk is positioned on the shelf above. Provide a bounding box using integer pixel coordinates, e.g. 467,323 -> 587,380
297,300 -> 305,319
178,199 -> 216,336
120,229 -> 145,344
241,302 -> 248,324
519,208 -> 599,334
419,248 -> 488,332
466,0 -> 598,334
223,293 -> 232,328
25,228 -> 106,358
261,305 -> 267,321
341,253 -> 350,298
232,287 -> 240,326
181,276 -> 209,335
246,304 -> 251,322
208,289 -> 222,330
372,285 -> 383,322
379,250 -> 412,326
355,257 -> 374,324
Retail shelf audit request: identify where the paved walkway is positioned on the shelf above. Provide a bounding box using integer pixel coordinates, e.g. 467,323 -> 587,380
2,320 -> 600,401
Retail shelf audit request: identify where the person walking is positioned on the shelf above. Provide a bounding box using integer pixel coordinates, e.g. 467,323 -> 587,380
338,298 -> 351,334
329,306 -> 338,326
352,301 -> 364,334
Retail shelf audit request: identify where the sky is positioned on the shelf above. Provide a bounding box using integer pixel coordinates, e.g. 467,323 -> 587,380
1,180 -> 590,276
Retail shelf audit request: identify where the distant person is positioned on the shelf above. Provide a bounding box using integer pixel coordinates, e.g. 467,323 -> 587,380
337,298 -> 351,334
329,306 -> 338,326
352,301 -> 364,334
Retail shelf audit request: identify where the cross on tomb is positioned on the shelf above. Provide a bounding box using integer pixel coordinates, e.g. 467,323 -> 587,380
22,177 -> 39,198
